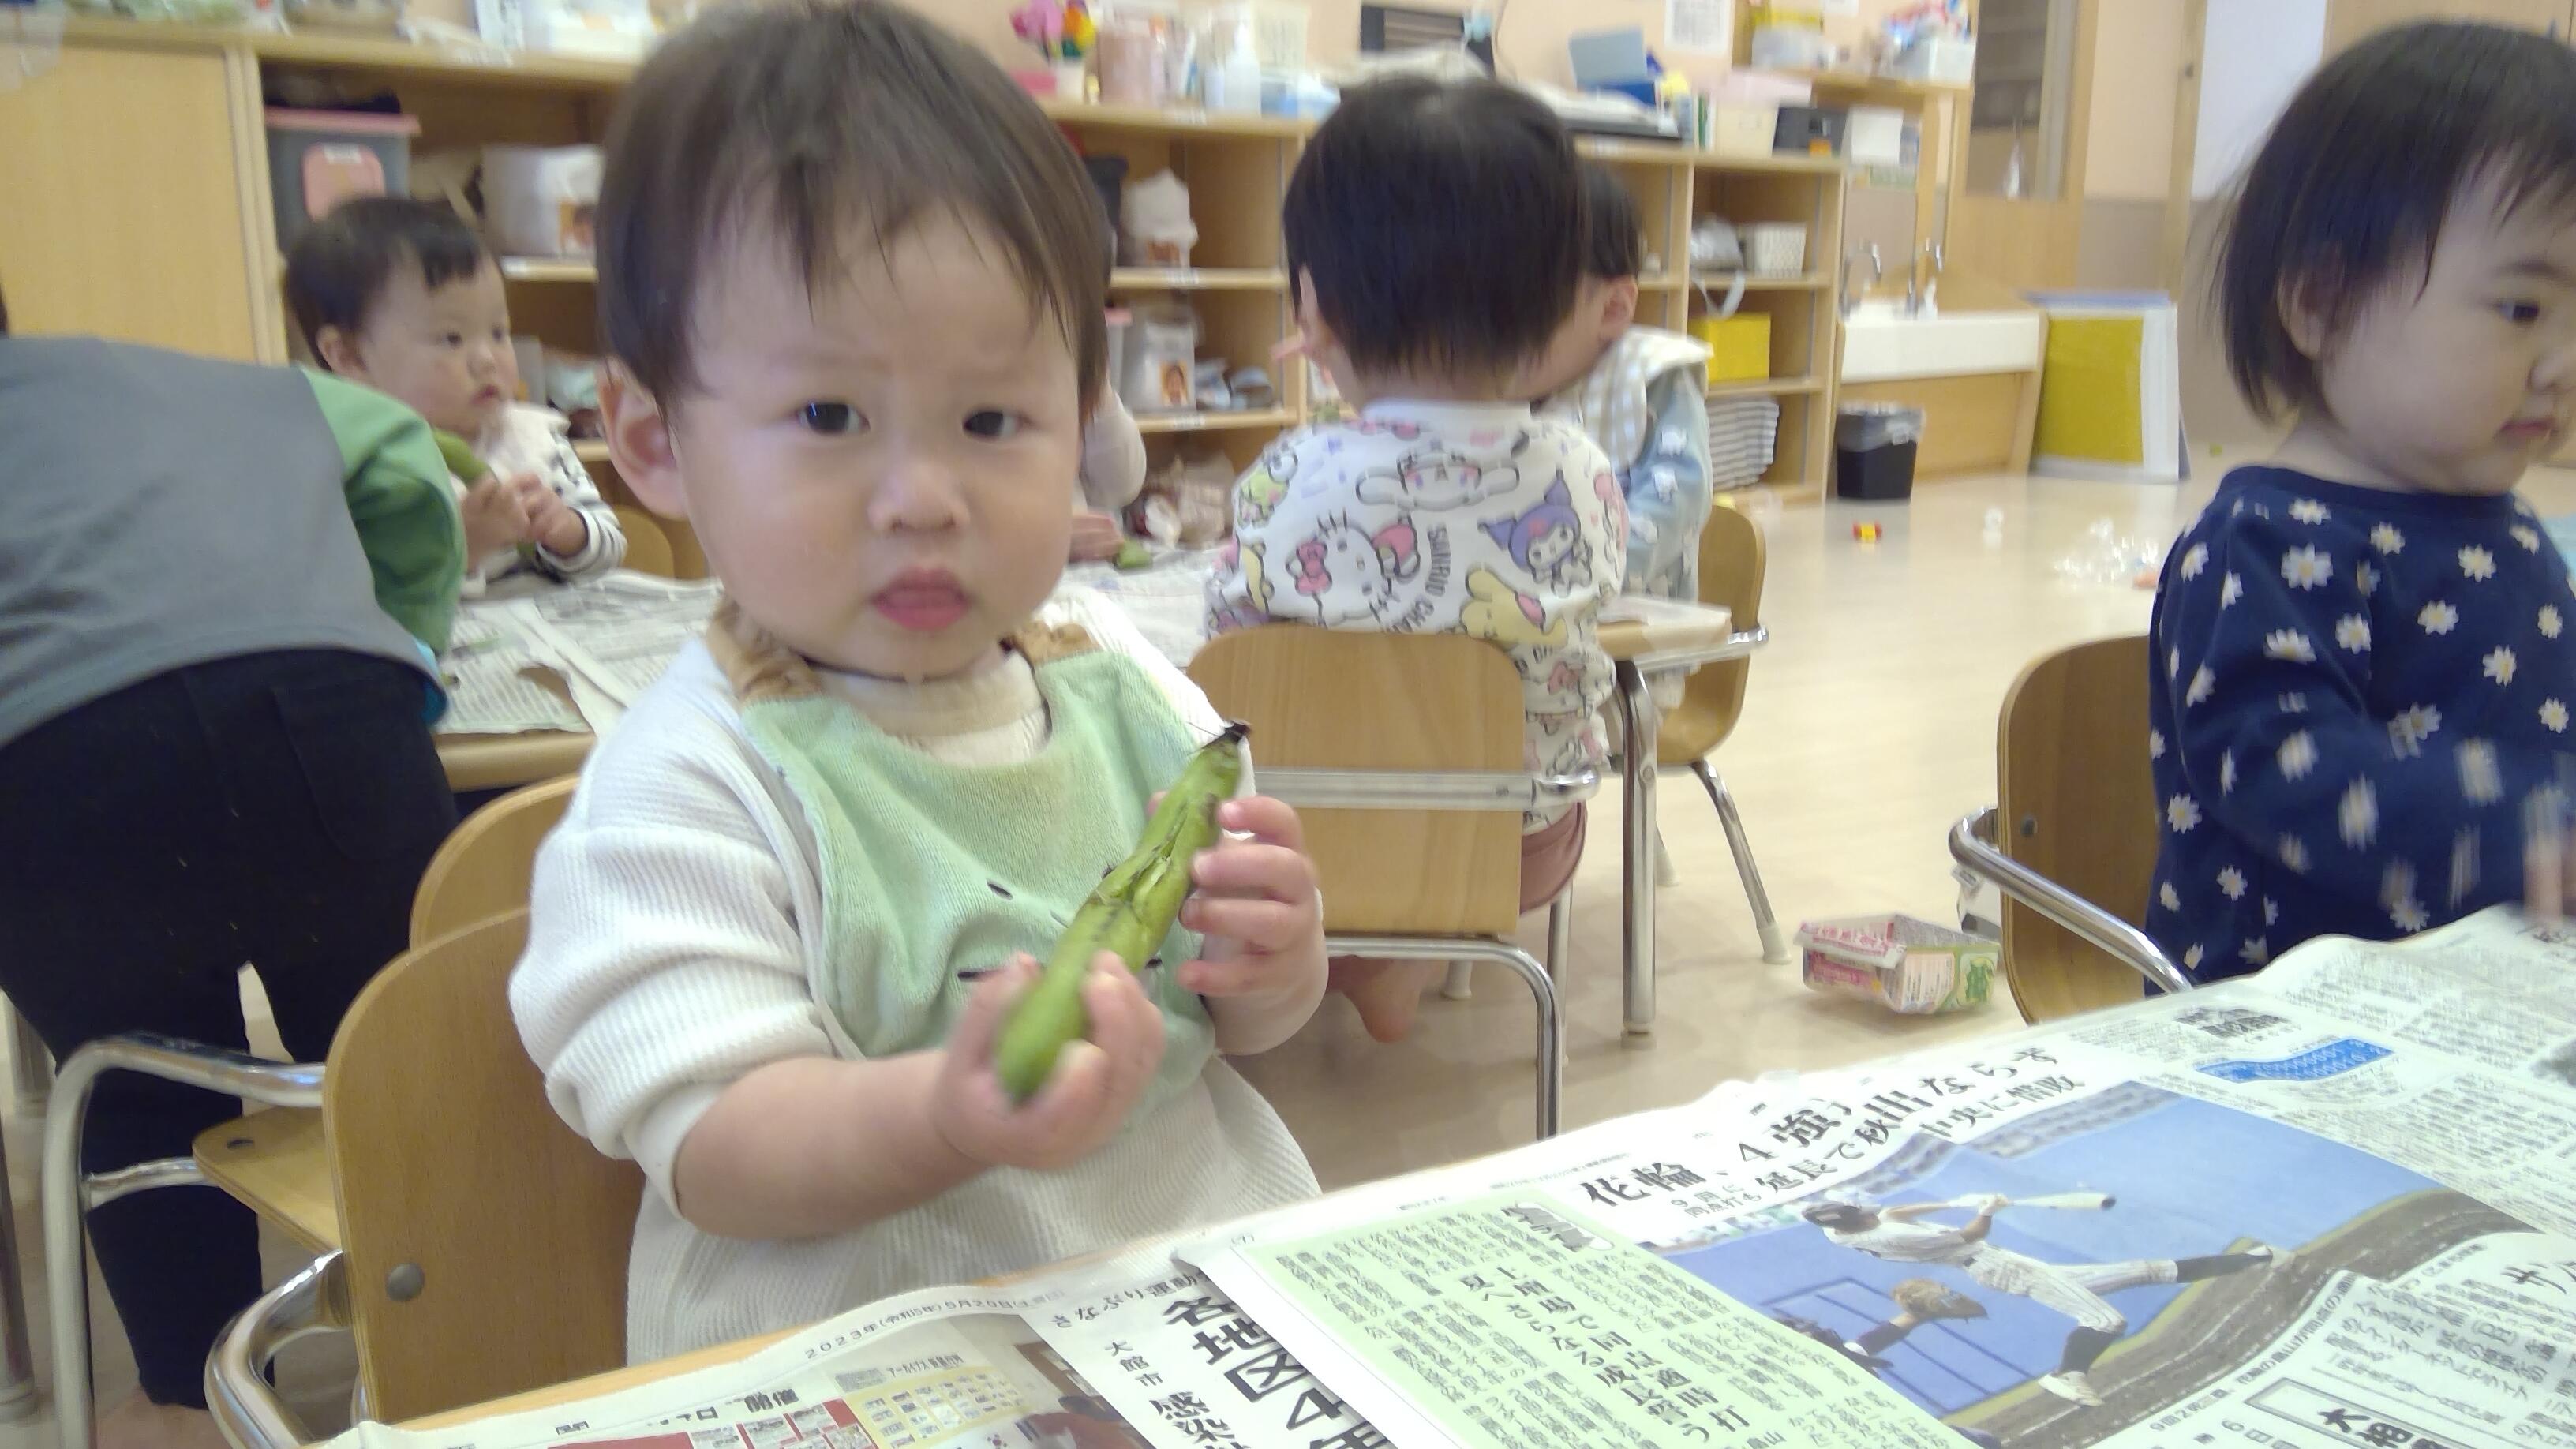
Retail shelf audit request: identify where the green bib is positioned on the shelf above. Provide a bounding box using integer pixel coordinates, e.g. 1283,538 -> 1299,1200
736,649 -> 1217,1108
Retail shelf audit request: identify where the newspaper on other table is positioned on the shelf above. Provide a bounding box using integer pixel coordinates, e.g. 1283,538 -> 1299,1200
437,574 -> 722,736
439,607 -> 588,735
1056,549 -> 1219,670
328,908 -> 2576,1449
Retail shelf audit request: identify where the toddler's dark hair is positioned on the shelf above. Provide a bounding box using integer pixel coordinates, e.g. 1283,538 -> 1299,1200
283,197 -> 490,362
596,0 -> 1107,410
1581,163 -> 1644,281
2217,21 -> 2576,420
1282,76 -> 1585,380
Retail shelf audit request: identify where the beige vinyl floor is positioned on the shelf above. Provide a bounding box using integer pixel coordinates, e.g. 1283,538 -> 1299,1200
4,458 -> 2573,1446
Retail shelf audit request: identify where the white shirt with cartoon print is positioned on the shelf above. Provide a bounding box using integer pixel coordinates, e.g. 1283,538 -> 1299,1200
1206,399 -> 1627,827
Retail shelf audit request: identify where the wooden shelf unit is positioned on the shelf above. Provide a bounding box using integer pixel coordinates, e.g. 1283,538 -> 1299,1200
1705,376 -> 1825,399
1108,268 -> 1286,292
1133,407 -> 1297,435
10,18 -> 1852,498
1773,67 -> 1971,105
1694,270 -> 1833,292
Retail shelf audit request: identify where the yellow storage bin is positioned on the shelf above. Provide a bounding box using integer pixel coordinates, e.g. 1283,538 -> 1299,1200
1693,314 -> 1772,384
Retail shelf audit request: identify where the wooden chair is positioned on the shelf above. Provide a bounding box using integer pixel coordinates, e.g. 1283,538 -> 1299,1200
1189,627 -> 1592,1138
1653,501 -> 1789,964
207,912 -> 645,1442
1946,633 -> 2192,1022
663,515 -> 710,581
610,504 -> 675,578
40,780 -> 578,1448
410,776 -> 578,944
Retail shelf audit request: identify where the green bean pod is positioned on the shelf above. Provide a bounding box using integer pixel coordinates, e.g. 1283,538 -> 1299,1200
431,429 -> 492,482
991,724 -> 1249,1102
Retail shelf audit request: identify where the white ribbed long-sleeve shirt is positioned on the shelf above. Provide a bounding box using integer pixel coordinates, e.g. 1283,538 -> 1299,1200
510,591 -> 1316,1361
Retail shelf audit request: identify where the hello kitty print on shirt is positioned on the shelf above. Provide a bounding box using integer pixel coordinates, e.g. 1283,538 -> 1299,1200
1208,399 -> 1625,826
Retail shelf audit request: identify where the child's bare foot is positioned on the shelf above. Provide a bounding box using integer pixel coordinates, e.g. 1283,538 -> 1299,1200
1327,957 -> 1441,1043
99,1394 -> 230,1449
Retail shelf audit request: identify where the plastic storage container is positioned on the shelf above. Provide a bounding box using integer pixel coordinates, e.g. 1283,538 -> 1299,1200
482,144 -> 602,259
1895,34 -> 1976,85
1835,402 -> 1923,501
1740,223 -> 1807,276
1693,315 -> 1772,384
265,108 -> 420,248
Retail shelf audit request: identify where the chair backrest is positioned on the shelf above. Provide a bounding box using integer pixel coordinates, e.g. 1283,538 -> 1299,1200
611,504 -> 676,578
664,515 -> 710,581
410,776 -> 578,944
324,910 -> 644,1423
1996,633 -> 2157,1021
1656,500 -> 1765,766
1189,627 -> 1528,938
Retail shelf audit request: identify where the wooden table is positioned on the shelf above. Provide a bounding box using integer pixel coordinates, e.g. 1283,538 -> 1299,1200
438,730 -> 593,793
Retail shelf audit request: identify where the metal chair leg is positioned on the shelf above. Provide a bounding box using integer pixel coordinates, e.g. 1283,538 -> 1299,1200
1440,962 -> 1474,1001
1545,889 -> 1572,982
1617,665 -> 1660,1035
1691,758 -> 1790,964
43,1036 -> 324,1449
206,1252 -> 350,1449
9,1004 -> 52,1118
0,1118 -> 36,1424
1325,934 -> 1561,1138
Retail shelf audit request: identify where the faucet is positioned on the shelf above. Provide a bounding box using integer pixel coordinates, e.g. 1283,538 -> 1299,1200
1840,244 -> 1883,320
1906,239 -> 1945,316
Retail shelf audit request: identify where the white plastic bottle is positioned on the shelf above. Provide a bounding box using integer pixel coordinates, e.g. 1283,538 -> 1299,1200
1204,26 -> 1260,113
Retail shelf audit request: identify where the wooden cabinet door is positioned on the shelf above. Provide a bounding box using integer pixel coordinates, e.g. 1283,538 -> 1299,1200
0,41 -> 271,360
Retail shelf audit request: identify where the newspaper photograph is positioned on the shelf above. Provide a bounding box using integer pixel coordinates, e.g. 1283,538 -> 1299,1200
1648,1084 -> 2556,1447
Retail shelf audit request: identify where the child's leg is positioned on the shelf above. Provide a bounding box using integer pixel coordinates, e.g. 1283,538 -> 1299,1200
1331,807 -> 1588,1042
1329,957 -> 1443,1043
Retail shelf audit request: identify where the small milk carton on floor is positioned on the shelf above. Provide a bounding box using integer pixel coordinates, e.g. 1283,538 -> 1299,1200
1795,914 -> 1996,1015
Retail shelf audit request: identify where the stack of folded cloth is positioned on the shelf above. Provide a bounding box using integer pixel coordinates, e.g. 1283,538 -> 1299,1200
1706,396 -> 1780,491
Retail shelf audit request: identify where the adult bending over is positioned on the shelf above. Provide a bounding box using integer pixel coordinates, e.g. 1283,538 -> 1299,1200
0,289 -> 464,1449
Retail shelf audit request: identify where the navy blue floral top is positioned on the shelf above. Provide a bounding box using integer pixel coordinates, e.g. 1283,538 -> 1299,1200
2146,467 -> 2576,981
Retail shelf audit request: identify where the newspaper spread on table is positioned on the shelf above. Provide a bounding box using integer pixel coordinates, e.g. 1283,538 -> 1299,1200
326,908 -> 2576,1449
436,574 -> 723,737
1057,549 -> 1221,671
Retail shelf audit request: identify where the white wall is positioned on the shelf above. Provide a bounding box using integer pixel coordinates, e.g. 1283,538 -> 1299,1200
2191,0 -> 2328,198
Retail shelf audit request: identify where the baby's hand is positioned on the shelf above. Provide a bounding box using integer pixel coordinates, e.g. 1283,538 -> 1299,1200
509,474 -> 590,556
2524,792 -> 2576,924
1173,796 -> 1325,1002
459,476 -> 533,559
931,953 -> 1165,1171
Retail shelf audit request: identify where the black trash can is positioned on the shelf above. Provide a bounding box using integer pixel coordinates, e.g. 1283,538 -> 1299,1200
1835,402 -> 1923,501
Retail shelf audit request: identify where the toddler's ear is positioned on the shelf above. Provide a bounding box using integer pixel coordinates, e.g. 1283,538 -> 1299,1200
2275,269 -> 2338,362
314,325 -> 365,378
601,362 -> 686,519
